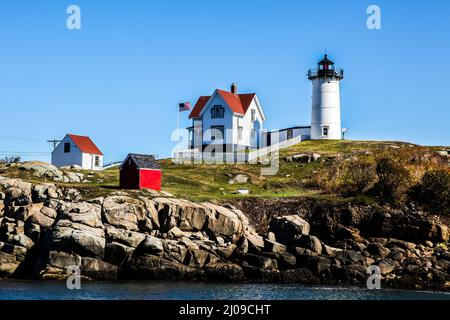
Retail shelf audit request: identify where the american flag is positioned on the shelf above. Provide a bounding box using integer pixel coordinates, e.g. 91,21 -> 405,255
179,102 -> 191,112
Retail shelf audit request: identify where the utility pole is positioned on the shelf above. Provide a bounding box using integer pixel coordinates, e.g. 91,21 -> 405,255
47,139 -> 61,150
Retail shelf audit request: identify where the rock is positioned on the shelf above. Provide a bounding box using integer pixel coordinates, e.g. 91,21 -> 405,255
242,265 -> 281,282
105,242 -> 134,266
183,249 -> 211,268
61,188 -> 82,202
277,252 -> 297,269
296,235 -> 322,254
269,215 -> 310,245
155,198 -> 206,232
81,257 -> 117,280
269,215 -> 310,235
203,203 -> 245,241
102,196 -> 142,231
168,226 -> 189,239
425,240 -> 434,248
437,224 -> 449,243
32,183 -> 58,202
59,202 -> 103,229
0,251 -> 21,277
44,202 -> 105,259
379,258 -> 396,275
366,243 -> 391,259
123,254 -> 198,280
104,225 -> 145,248
12,233 -> 34,249
27,205 -> 57,228
204,263 -> 245,282
335,250 -> 365,265
264,239 -> 287,253
135,236 -> 163,255
244,253 -> 278,270
286,154 -> 311,163
312,153 -> 322,162
161,239 -> 188,263
46,251 -> 82,269
244,230 -> 265,253
322,244 -> 342,257
282,268 -> 315,283
66,172 -> 83,183
228,174 -> 249,185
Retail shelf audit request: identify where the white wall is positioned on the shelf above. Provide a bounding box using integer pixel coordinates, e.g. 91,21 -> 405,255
201,93 -> 234,145
261,127 -> 311,147
199,91 -> 265,149
51,135 -> 103,170
233,98 -> 265,148
51,135 -> 83,168
311,78 -> 342,140
82,153 -> 103,171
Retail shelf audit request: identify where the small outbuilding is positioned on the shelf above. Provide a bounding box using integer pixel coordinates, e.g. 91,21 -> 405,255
51,134 -> 103,171
119,154 -> 162,191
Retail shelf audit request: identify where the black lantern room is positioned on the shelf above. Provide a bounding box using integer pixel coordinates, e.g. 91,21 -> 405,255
308,54 -> 344,80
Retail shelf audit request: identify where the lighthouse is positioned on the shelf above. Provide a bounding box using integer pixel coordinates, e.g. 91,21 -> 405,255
308,54 -> 344,140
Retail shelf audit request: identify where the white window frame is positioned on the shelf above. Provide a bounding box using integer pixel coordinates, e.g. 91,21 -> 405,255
238,126 -> 243,141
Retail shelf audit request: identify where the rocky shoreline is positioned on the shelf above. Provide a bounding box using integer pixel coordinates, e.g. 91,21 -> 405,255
1,176 -> 449,290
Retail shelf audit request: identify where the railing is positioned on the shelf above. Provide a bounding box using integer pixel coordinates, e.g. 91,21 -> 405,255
308,68 -> 344,79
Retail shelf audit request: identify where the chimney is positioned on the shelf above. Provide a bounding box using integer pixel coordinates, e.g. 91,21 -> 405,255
231,83 -> 238,94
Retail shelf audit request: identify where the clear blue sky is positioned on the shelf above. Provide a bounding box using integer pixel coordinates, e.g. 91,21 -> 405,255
1,0 -> 449,163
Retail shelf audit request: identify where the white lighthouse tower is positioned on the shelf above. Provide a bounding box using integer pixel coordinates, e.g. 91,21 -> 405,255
308,54 -> 344,140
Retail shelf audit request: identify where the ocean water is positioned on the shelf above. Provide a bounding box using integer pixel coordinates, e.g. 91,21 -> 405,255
0,280 -> 449,300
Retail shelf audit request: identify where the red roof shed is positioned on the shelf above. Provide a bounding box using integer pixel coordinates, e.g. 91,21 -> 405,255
119,154 -> 162,191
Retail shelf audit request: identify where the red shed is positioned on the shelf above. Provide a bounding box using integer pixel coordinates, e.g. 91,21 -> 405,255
119,154 -> 162,191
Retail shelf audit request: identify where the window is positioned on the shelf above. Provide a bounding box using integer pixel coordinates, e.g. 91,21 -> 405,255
251,109 -> 256,122
211,105 -> 224,119
238,126 -> 243,140
64,143 -> 70,153
322,127 -> 329,137
95,155 -> 99,167
251,129 -> 256,138
211,126 -> 224,140
287,129 -> 293,140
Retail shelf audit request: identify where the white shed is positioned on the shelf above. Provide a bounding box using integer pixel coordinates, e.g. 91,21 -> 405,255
51,134 -> 104,171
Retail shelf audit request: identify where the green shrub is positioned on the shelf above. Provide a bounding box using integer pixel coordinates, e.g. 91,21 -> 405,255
372,158 -> 412,204
411,170 -> 450,216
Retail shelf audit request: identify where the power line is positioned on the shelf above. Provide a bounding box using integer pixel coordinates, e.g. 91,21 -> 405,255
0,135 -> 46,142
47,139 -> 61,150
0,151 -> 51,154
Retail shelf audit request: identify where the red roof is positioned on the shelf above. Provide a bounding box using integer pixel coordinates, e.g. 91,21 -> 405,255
188,90 -> 256,119
68,134 -> 103,155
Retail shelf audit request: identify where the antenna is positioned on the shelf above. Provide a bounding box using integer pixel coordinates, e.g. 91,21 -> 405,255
47,139 -> 61,150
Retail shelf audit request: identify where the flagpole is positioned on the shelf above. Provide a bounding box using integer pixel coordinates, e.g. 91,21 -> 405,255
176,105 -> 180,163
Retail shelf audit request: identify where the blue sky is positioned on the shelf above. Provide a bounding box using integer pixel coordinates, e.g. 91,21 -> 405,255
0,0 -> 449,163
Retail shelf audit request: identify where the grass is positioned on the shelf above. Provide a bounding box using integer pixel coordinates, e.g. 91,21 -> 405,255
0,140 -> 447,202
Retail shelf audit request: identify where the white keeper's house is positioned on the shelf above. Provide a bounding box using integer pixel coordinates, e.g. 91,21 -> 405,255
187,83 -> 267,153
51,134 -> 104,171
178,54 -> 344,162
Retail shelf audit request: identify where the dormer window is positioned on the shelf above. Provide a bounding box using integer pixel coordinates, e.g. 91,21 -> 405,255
211,105 -> 224,119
